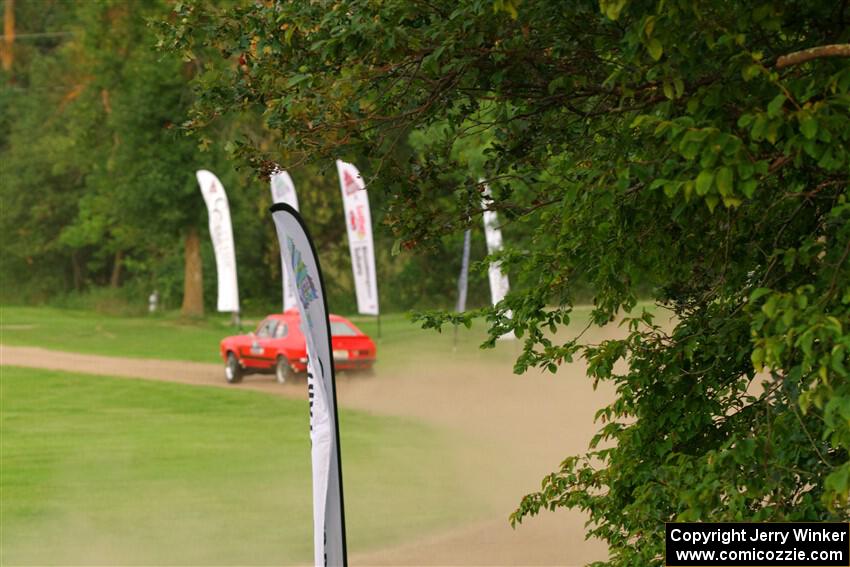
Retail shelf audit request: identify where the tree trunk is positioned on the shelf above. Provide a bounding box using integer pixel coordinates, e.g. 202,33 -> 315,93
2,0 -> 14,72
181,227 -> 204,317
109,250 -> 123,288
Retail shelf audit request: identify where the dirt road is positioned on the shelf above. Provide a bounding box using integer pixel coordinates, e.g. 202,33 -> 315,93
1,343 -> 612,565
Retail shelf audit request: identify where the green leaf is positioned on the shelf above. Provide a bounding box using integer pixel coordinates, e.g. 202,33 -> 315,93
749,287 -> 773,302
799,390 -> 813,414
681,142 -> 700,160
630,114 -> 651,128
751,347 -> 764,371
696,169 -> 714,195
643,15 -> 656,37
762,296 -> 778,318
600,0 -> 628,20
825,465 -> 850,500
740,179 -> 758,198
285,73 -> 310,88
832,346 -> 847,377
742,64 -> 761,81
737,113 -> 755,128
715,166 -> 733,196
647,38 -> 663,61
751,114 -> 768,140
766,94 -> 785,118
800,115 -> 818,139
682,129 -> 709,143
765,120 -> 780,144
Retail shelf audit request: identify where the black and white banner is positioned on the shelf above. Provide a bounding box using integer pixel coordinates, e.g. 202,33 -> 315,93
270,203 -> 347,567
270,170 -> 300,311
196,170 -> 239,313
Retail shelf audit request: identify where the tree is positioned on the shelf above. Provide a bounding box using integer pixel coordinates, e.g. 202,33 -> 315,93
65,0 -> 217,316
0,0 -> 89,298
1,0 -> 237,314
164,0 -> 850,563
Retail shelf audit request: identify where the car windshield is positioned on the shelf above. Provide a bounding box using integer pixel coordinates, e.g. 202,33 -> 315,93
330,321 -> 358,336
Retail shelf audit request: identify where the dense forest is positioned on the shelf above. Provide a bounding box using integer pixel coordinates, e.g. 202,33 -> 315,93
0,0 -> 498,316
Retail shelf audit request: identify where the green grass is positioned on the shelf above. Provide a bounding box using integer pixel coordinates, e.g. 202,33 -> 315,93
0,304 -> 602,368
1,306 -> 234,363
0,367 -> 481,565
0,306 -> 604,366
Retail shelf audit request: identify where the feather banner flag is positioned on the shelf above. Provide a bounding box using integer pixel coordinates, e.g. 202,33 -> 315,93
271,203 -> 347,567
336,160 -> 379,316
457,229 -> 471,312
270,170 -> 300,311
196,170 -> 239,313
481,181 -> 514,339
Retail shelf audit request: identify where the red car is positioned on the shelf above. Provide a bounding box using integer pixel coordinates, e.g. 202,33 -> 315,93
219,310 -> 376,384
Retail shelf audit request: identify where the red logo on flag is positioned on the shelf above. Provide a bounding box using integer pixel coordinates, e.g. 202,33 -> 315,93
348,208 -> 367,239
342,169 -> 360,195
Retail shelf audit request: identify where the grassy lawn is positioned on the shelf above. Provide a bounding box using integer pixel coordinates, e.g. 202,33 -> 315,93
0,304 -> 603,368
0,367 -> 481,565
1,306 -> 234,363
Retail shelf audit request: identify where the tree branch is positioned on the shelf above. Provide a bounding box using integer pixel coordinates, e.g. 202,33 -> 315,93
775,44 -> 850,69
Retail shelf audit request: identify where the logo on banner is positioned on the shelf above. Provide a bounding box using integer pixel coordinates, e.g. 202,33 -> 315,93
348,207 -> 367,240
288,238 -> 319,310
342,170 -> 360,195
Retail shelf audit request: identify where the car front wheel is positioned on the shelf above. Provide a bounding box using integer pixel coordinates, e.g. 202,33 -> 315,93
225,352 -> 243,384
275,356 -> 293,384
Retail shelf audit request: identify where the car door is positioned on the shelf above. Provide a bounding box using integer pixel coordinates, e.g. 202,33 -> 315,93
242,318 -> 278,365
256,319 -> 279,364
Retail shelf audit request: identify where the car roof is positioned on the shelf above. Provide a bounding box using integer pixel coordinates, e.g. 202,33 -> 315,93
262,311 -> 367,337
266,310 -> 353,324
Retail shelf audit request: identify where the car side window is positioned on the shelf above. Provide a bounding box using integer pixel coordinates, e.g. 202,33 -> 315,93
257,319 -> 276,338
274,323 -> 288,339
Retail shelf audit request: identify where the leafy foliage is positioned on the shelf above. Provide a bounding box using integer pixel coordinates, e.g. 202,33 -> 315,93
162,0 -> 850,563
